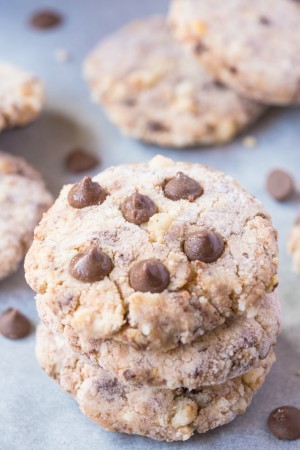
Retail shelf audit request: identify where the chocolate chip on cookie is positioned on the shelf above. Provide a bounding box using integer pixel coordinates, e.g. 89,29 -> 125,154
29,10 -> 63,29
65,148 -> 99,173
0,308 -> 31,339
266,169 -> 295,201
164,172 -> 203,201
68,176 -> 107,209
184,231 -> 224,263
129,259 -> 170,293
268,406 -> 300,440
69,247 -> 113,282
121,193 -> 157,225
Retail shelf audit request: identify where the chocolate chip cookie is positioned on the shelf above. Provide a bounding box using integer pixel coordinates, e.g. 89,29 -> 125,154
64,292 -> 280,390
169,0 -> 300,105
36,324 -> 276,442
0,152 -> 52,280
0,63 -> 44,131
84,16 -> 265,147
25,155 -> 278,351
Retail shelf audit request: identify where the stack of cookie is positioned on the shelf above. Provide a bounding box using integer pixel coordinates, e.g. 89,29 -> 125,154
25,155 -> 281,441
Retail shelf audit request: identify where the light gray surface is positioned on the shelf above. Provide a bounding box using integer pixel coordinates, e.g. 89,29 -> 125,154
0,1 -> 299,449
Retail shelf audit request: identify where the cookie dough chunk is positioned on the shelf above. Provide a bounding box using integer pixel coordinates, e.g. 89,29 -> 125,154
0,63 -> 44,131
0,152 -> 52,280
84,16 -> 265,147
288,217 -> 300,273
25,155 -> 278,351
65,292 -> 281,390
169,0 -> 300,105
36,325 -> 276,442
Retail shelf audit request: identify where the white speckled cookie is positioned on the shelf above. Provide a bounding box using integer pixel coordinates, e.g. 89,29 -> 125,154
36,324 -> 276,442
0,63 -> 44,131
64,292 -> 281,390
84,16 -> 265,147
169,0 -> 300,105
0,151 -> 52,281
288,217 -> 300,272
25,155 -> 278,351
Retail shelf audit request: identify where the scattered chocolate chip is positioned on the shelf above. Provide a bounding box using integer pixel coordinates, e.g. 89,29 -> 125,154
268,406 -> 300,440
266,169 -> 295,201
260,16 -> 271,25
121,193 -> 157,225
29,10 -> 63,29
147,121 -> 169,132
229,66 -> 238,74
65,148 -> 99,173
67,176 -> 107,209
194,42 -> 208,54
0,308 -> 31,339
184,231 -> 225,263
129,259 -> 170,293
69,247 -> 113,282
164,172 -> 203,202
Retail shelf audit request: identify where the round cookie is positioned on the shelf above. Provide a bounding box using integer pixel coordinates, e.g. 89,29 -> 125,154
0,63 -> 44,131
84,16 -> 265,147
169,0 -> 300,105
0,151 -> 52,280
288,217 -> 300,273
25,155 -> 278,351
36,325 -> 276,442
65,292 -> 281,390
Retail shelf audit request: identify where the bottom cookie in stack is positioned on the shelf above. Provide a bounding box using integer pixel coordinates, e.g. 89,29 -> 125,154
36,324 -> 276,442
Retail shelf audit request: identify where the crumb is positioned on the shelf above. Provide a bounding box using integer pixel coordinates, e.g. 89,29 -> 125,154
54,49 -> 71,63
242,136 -> 257,148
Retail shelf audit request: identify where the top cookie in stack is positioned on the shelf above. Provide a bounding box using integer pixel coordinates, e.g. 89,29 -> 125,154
169,0 -> 300,105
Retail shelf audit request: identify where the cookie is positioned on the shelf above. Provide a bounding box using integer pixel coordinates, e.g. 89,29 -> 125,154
36,324 -> 276,442
0,63 -> 44,131
64,292 -> 280,390
0,152 -> 52,280
25,155 -> 278,351
169,0 -> 300,105
288,217 -> 300,273
84,16 -> 265,147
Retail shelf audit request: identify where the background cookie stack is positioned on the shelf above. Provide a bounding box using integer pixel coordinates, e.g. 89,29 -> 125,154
26,155 -> 281,441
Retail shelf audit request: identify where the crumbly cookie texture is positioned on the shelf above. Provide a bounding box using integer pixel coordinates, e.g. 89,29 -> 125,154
84,16 -> 265,147
64,292 -> 281,390
0,152 -> 52,280
169,0 -> 300,105
0,63 -> 44,131
288,218 -> 300,273
25,155 -> 278,351
36,325 -> 275,442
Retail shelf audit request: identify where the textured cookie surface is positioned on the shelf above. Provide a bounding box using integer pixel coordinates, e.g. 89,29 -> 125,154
65,293 -> 281,390
288,218 -> 300,273
84,16 -> 265,147
25,155 -> 278,351
0,63 -> 44,131
169,0 -> 300,105
36,325 -> 275,442
0,152 -> 52,280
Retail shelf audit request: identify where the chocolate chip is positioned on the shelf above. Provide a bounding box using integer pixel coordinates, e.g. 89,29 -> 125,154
184,231 -> 225,263
164,172 -> 203,202
29,10 -> 62,29
194,42 -> 208,54
68,176 -> 107,209
268,406 -> 300,440
65,148 -> 99,173
229,66 -> 238,74
123,369 -> 136,380
0,308 -> 31,339
121,193 -> 157,225
266,169 -> 295,201
147,121 -> 169,132
69,247 -> 113,282
129,259 -> 170,293
260,16 -> 271,25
